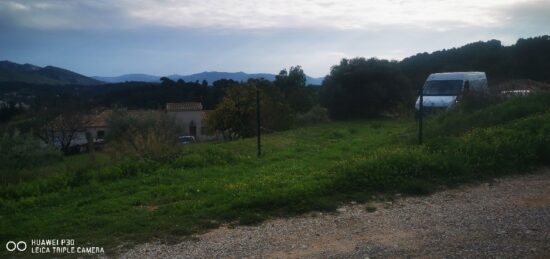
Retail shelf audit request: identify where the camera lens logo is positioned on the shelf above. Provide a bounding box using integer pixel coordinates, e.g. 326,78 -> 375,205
6,241 -> 27,252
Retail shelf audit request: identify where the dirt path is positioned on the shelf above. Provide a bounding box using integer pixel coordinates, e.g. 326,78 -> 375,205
119,170 -> 550,258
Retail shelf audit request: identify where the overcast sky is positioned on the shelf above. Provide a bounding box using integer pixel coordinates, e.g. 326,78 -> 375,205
1,0 -> 549,77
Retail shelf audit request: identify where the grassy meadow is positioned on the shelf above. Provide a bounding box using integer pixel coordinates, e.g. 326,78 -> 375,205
1,93 -> 550,253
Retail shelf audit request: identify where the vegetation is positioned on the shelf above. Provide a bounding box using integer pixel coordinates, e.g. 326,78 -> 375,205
1,35 -> 550,255
319,36 -> 550,119
1,93 -> 549,253
105,109 -> 182,160
0,102 -> 25,123
274,66 -> 317,113
295,105 -> 330,126
3,36 -> 550,124
0,61 -> 102,85
400,35 -> 550,89
320,58 -> 412,119
205,72 -> 316,139
0,132 -> 62,184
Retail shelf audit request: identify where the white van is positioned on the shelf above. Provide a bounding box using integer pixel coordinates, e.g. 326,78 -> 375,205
415,72 -> 488,112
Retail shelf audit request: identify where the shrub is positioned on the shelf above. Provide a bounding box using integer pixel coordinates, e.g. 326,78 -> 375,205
205,82 -> 295,139
320,57 -> 413,119
333,98 -> 550,197
426,92 -> 550,137
0,132 -> 62,184
456,90 -> 499,113
106,109 -> 181,161
295,105 -> 330,126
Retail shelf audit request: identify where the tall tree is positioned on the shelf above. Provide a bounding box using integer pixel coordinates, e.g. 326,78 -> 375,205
274,66 -> 315,113
39,110 -> 91,154
205,80 -> 293,139
320,58 -> 412,119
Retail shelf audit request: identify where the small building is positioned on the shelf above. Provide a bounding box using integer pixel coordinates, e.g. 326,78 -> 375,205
45,102 -> 214,153
86,110 -> 110,141
44,110 -> 110,152
166,102 -> 211,140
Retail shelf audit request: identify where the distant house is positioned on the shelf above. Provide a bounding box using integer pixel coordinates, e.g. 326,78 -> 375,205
44,102 -> 213,152
166,102 -> 212,140
86,110 -> 110,141
42,111 -> 107,153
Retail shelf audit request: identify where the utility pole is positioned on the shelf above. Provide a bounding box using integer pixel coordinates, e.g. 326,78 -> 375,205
418,88 -> 424,145
256,88 -> 261,157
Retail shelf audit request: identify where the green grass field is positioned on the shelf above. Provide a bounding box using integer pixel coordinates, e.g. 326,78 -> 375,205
1,93 -> 550,253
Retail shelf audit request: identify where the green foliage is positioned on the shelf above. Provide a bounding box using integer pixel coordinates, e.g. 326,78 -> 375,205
334,95 -> 550,198
0,132 -> 62,184
205,84 -> 258,139
401,36 -> 550,90
317,36 -> 550,120
425,92 -> 550,138
0,158 -> 159,199
320,58 -> 413,119
1,93 -> 549,253
106,108 -> 181,160
205,80 -> 294,139
296,105 -> 330,126
171,146 -> 239,168
274,66 -> 316,113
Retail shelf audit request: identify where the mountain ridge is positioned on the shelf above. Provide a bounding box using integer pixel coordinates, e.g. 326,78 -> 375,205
93,71 -> 324,85
0,61 -> 102,85
0,60 -> 325,86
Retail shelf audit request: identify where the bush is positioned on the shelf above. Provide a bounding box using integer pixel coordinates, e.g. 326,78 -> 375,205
205,82 -> 295,139
453,91 -> 498,113
0,132 -> 62,183
295,106 -> 329,126
320,58 -> 413,119
426,92 -> 550,137
333,97 -> 550,196
106,109 -> 181,160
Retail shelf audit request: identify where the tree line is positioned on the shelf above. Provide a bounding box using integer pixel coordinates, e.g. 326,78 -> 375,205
320,35 -> 550,119
1,35 -> 549,143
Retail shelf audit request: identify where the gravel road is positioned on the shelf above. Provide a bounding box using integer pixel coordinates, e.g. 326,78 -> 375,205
118,170 -> 550,258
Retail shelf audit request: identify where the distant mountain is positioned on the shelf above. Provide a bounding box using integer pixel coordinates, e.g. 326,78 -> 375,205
92,74 -> 160,83
94,71 -> 324,86
0,61 -> 102,85
168,71 -> 277,84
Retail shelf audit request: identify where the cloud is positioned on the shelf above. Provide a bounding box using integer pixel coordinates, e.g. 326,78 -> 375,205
0,0 -> 548,78
0,1 -> 133,29
494,0 -> 550,34
0,0 -> 541,31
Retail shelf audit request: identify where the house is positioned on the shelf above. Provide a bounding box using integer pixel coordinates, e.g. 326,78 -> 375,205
45,102 -> 213,152
166,102 -> 212,140
86,110 -> 110,141
43,110 -> 110,152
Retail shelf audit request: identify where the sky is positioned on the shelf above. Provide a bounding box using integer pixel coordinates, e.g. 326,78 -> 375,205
0,0 -> 549,77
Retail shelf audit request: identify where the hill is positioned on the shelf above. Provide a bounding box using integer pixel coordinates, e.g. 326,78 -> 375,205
0,61 -> 102,85
92,74 -> 160,83
400,35 -> 550,88
93,71 -> 324,85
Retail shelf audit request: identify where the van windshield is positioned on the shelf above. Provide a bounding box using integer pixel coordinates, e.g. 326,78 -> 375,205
423,80 -> 463,96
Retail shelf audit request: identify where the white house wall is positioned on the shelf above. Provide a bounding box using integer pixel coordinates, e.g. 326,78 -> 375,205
168,111 -> 210,140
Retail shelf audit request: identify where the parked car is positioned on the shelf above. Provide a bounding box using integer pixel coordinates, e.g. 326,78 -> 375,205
415,72 -> 488,113
178,135 -> 196,144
